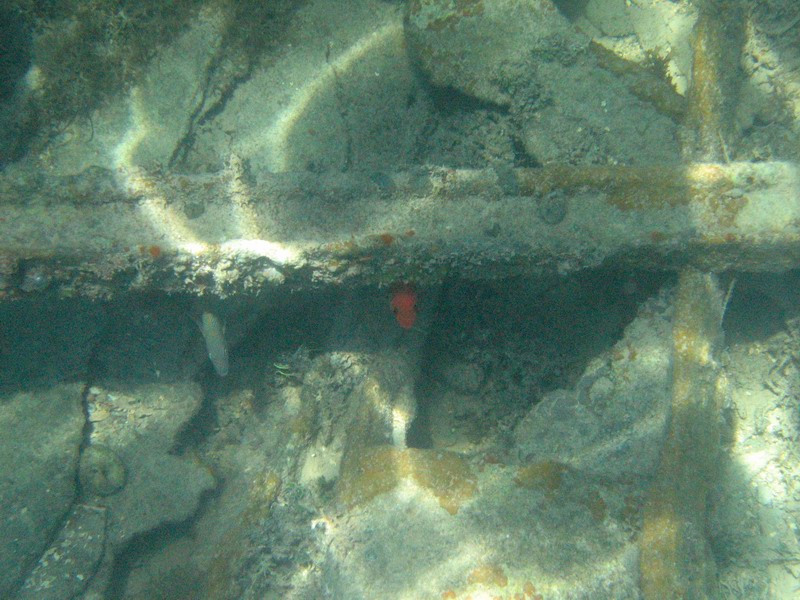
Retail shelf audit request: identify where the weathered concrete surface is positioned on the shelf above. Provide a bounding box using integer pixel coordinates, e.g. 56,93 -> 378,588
514,289 -> 674,481
16,505 -> 108,600
405,0 -> 577,106
0,161 -> 799,299
0,384 -> 85,598
15,383 -> 217,599
406,0 -> 681,166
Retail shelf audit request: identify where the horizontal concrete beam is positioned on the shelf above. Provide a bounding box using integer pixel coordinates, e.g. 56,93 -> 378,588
0,161 -> 798,298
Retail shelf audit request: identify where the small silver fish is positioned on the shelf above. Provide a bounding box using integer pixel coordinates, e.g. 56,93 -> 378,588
199,312 -> 229,376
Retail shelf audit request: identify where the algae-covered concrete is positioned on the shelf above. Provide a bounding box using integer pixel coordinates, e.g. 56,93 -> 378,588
16,383 -> 215,599
2,161 -> 800,300
0,385 -> 84,598
1,0 -> 799,300
4,0 -> 800,598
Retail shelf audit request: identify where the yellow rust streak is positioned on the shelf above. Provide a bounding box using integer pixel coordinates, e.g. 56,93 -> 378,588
516,165 -> 734,211
687,14 -> 724,157
640,269 -> 726,599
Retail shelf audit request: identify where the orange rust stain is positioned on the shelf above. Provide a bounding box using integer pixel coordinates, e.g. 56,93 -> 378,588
148,245 -> 162,258
327,240 -> 358,256
338,447 -> 477,515
378,233 -> 395,246
515,461 -> 566,493
467,563 -> 508,588
585,492 -> 608,522
707,194 -> 747,227
416,0 -> 485,32
702,233 -> 731,245
482,453 -> 502,465
622,494 -> 642,529
543,164 -> 733,212
523,581 -> 537,597
442,591 -> 457,600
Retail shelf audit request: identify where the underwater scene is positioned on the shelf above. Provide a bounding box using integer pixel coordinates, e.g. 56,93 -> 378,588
3,0 -> 800,598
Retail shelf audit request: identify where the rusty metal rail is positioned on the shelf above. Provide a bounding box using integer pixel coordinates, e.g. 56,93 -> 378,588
0,160 -> 799,298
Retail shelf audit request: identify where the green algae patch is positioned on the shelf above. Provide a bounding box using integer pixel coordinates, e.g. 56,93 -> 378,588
514,460 -> 567,493
204,470 -> 283,599
78,444 -> 127,497
241,471 -> 282,528
411,448 -> 479,515
337,446 -> 401,508
337,446 -> 478,515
